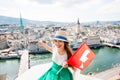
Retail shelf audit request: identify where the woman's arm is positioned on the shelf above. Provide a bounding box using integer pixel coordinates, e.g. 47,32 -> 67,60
38,40 -> 52,53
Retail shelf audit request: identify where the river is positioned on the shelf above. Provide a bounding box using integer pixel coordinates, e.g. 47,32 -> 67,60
0,46 -> 120,80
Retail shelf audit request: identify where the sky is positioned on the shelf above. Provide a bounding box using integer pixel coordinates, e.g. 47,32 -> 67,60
0,0 -> 120,22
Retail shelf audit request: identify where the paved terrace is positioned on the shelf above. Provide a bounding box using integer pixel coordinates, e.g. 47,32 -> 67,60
94,64 -> 120,80
16,50 -> 101,80
16,49 -> 120,80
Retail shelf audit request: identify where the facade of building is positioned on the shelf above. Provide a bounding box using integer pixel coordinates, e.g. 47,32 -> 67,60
0,34 -> 8,50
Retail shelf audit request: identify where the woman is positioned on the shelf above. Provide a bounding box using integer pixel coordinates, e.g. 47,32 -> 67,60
38,30 -> 74,80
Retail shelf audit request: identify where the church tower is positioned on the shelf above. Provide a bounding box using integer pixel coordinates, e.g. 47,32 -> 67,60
76,18 -> 80,34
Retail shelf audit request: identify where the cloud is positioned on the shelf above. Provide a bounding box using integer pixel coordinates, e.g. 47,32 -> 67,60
30,0 -> 57,4
0,0 -> 120,22
95,0 -> 120,20
57,0 -> 90,7
101,0 -> 120,14
29,0 -> 91,7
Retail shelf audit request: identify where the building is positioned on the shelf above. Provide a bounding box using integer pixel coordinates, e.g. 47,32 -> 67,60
0,34 -> 8,50
76,18 -> 80,34
86,36 -> 102,48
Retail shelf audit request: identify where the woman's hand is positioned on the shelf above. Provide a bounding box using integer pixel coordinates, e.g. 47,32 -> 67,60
38,40 -> 52,52
38,40 -> 45,46
62,61 -> 68,68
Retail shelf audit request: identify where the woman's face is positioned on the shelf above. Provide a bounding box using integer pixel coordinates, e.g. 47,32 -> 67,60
54,40 -> 65,49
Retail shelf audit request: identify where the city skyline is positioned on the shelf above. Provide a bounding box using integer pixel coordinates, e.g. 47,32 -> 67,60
0,0 -> 120,22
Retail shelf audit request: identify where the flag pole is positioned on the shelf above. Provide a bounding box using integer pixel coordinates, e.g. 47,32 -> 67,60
56,66 -> 64,75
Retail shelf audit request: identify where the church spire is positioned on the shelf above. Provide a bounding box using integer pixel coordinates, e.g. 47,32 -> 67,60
77,18 -> 80,25
19,9 -> 24,34
76,18 -> 80,34
20,12 -> 24,30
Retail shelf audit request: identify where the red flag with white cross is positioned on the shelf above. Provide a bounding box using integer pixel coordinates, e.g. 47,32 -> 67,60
68,42 -> 96,70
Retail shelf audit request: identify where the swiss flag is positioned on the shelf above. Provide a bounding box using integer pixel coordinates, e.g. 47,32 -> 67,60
68,42 -> 96,70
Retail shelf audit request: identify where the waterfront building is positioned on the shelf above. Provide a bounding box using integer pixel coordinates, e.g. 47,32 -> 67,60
28,40 -> 51,53
86,36 -> 101,45
28,41 -> 39,53
100,35 -> 120,45
6,32 -> 28,51
0,34 -> 8,50
73,36 -> 101,49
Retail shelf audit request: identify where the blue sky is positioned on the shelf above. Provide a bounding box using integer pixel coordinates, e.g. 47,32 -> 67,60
0,0 -> 120,22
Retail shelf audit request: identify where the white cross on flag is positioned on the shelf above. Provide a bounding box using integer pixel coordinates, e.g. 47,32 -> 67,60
68,42 -> 96,70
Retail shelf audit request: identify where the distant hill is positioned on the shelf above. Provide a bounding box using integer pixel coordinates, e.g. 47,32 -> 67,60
0,15 -> 68,25
0,15 -> 120,26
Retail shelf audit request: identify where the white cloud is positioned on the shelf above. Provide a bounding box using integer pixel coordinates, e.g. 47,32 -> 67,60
0,0 -> 120,22
30,0 -> 57,4
96,0 -> 120,21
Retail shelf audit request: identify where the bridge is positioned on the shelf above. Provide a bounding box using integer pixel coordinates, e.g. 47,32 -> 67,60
102,43 -> 120,48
